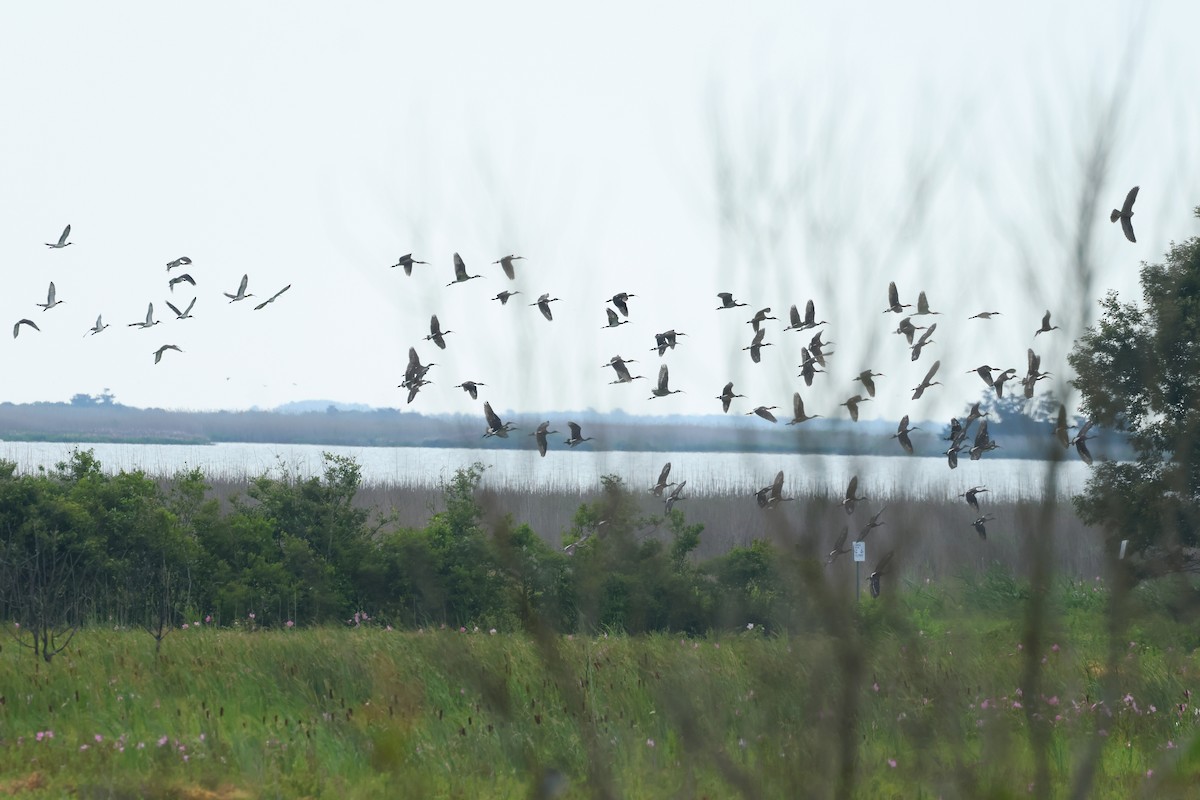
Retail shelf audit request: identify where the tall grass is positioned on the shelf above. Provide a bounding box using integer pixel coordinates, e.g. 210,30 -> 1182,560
1,576 -> 1196,798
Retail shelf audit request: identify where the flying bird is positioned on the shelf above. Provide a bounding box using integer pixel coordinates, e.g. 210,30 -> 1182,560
945,444 -> 962,470
1111,186 -> 1138,243
493,254 -> 525,280
86,315 -> 109,336
787,392 -> 821,425
840,395 -> 870,422
742,328 -> 773,363
716,292 -> 747,310
893,317 -> 925,345
224,274 -> 253,302
843,475 -> 865,515
602,308 -> 630,329
608,292 -> 635,317
482,402 -> 517,438
755,470 -> 791,509
1034,310 -> 1059,337
716,382 -> 745,413
855,369 -> 884,398
808,331 -> 834,367
447,253 -> 483,286
664,480 -> 688,513
869,551 -> 894,598
911,360 -> 942,400
564,422 -> 594,447
425,315 -> 452,349
13,319 -> 40,338
972,514 -> 996,541
969,311 -> 1001,320
797,347 -> 824,386
128,303 -> 161,329
605,356 -> 644,384
390,254 -> 428,275
783,299 -> 827,332
166,256 -> 192,271
883,281 -> 910,314
825,527 -> 851,566
651,329 -> 687,356
891,415 -> 918,454
456,381 -> 485,400
746,405 -> 778,423
746,307 -> 776,331
492,290 -> 521,305
648,364 -> 683,399
959,486 -> 988,512
915,291 -> 940,316
910,323 -> 936,361
165,298 -> 196,320
968,365 -> 997,388
530,421 -> 557,457
650,462 -> 674,496
857,507 -> 887,542
36,282 -> 63,311
531,293 -> 561,321
169,273 -> 196,293
1071,419 -> 1096,465
153,344 -> 183,364
45,225 -> 72,249
253,285 -> 291,311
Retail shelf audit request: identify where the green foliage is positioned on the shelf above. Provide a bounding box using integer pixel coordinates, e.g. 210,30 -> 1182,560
1069,207 -> 1200,571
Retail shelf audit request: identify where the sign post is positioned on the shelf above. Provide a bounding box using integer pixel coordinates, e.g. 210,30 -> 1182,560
853,541 -> 866,601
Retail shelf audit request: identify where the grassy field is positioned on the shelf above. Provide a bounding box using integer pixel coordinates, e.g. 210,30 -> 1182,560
2,574 -> 1198,799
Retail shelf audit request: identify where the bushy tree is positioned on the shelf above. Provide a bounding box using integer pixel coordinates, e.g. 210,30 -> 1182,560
1068,206 -> 1200,579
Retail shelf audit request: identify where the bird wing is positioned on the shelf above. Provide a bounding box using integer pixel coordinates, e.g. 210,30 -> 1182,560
888,281 -> 899,308
47,282 -> 56,303
656,363 -> 669,392
238,274 -> 249,295
1121,213 -> 1136,243
846,475 -> 858,501
183,297 -> 196,315
898,431 -> 913,454
538,300 -> 553,321
430,315 -> 442,336
145,303 -> 155,324
793,392 -> 804,419
1041,310 -> 1051,330
58,225 -> 71,245
166,301 -> 183,317
500,257 -> 515,280
95,314 -> 103,328
717,292 -> 733,305
916,322 -> 936,346
454,253 -> 467,281
568,421 -> 583,439
269,284 -> 291,302
760,407 -> 777,422
771,470 -> 784,497
898,414 -> 909,432
918,291 -> 930,314
1122,185 -> 1139,215
922,359 -> 941,385
657,462 -> 672,485
1076,437 -> 1093,465
606,308 -> 619,326
484,402 -> 502,430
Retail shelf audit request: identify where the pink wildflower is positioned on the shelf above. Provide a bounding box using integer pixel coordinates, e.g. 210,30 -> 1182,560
285,620 -> 295,628
888,759 -> 897,768
204,615 -> 212,623
646,738 -> 655,748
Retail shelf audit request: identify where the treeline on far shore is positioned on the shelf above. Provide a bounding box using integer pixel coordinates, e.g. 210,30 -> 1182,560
2,447 -> 1101,663
0,392 -> 1133,458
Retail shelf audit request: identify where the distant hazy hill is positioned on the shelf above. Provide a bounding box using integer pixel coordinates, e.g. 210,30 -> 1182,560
273,400 -> 375,414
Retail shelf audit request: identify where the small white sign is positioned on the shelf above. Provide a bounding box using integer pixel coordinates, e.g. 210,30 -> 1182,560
853,541 -> 866,562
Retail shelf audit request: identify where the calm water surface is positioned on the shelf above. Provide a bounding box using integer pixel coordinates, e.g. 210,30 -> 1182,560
0,441 -> 1091,501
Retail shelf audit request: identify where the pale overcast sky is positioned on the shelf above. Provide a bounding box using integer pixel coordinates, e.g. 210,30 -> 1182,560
1,2 -> 1197,425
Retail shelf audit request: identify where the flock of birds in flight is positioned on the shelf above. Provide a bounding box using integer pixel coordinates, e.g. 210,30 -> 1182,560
385,187 -> 1141,596
34,186 -> 1140,598
36,227 -> 293,363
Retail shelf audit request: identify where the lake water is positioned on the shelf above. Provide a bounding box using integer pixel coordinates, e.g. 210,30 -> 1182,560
0,441 -> 1091,502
